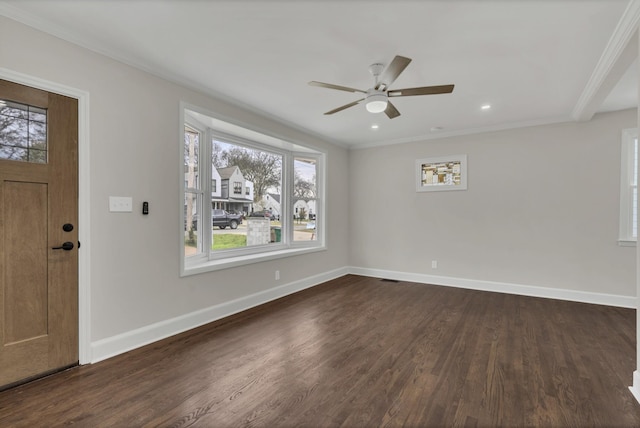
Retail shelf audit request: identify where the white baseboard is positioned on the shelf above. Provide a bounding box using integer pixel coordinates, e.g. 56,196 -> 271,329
347,266 -> 637,308
90,266 -> 349,363
90,265 -> 636,364
630,371 -> 640,404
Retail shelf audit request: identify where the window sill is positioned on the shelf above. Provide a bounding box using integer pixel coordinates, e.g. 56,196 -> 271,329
182,245 -> 326,276
618,239 -> 637,247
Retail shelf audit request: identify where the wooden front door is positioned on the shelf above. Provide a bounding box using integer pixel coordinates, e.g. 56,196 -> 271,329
0,79 -> 78,388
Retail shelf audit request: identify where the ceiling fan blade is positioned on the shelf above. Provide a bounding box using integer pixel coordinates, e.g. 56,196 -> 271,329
324,99 -> 364,115
375,55 -> 412,90
388,84 -> 455,97
384,101 -> 400,119
309,81 -> 366,94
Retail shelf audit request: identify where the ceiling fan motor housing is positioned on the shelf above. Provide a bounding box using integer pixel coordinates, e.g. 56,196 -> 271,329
365,88 -> 388,113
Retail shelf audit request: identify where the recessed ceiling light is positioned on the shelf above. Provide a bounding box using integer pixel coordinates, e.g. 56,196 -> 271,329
371,124 -> 379,130
481,104 -> 491,110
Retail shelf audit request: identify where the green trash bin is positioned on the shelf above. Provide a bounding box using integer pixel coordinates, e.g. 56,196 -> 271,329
272,226 -> 281,242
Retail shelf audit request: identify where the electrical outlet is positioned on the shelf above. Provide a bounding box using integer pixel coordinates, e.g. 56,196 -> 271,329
431,260 -> 438,269
275,270 -> 280,280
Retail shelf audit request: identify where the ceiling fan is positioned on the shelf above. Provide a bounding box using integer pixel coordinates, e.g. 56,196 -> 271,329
309,55 -> 454,119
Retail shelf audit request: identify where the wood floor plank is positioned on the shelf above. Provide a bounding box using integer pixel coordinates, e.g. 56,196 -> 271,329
0,274 -> 639,427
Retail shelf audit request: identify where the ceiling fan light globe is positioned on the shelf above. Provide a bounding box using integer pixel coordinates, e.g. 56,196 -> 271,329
365,93 -> 388,113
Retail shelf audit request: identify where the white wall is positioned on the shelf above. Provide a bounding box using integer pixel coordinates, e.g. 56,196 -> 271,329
1,16 -> 349,357
349,109 -> 637,301
245,180 -> 254,202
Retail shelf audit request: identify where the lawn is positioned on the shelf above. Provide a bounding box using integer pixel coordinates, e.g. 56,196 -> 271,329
212,234 -> 247,250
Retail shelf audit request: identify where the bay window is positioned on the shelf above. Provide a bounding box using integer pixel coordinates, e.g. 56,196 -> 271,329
181,103 -> 325,275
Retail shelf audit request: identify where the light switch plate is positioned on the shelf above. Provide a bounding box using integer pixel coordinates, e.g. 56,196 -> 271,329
109,196 -> 133,212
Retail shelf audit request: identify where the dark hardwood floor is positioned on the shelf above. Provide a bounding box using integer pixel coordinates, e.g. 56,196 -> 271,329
1,274 -> 639,427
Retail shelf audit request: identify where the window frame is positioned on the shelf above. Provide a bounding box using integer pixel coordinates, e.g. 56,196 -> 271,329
180,103 -> 326,276
233,181 -> 242,195
619,127 -> 637,246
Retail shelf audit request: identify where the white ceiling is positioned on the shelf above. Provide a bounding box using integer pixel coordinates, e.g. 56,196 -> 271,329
0,0 -> 637,148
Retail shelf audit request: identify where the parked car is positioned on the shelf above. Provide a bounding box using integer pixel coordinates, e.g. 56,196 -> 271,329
226,210 -> 246,220
213,209 -> 243,229
248,210 -> 273,220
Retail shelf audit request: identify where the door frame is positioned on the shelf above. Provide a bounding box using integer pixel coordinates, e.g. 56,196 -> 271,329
0,67 -> 91,364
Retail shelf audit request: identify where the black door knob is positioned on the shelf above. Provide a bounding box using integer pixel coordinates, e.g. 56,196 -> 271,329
52,241 -> 74,251
62,223 -> 74,232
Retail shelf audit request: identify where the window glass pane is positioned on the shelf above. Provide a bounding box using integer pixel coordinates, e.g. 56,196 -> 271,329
0,115 -> 28,147
29,120 -> 46,146
293,157 -> 317,242
184,126 -> 199,190
1,101 -> 28,119
184,192 -> 200,256
29,106 -> 46,123
211,138 -> 282,251
0,99 -> 47,164
29,149 -> 47,164
0,146 -> 28,161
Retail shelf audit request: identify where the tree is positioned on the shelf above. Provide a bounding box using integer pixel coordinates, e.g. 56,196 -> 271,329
1,104 -> 46,162
220,147 -> 281,202
294,170 -> 316,201
183,128 -> 199,171
297,207 -> 307,221
184,130 -> 198,235
211,140 -> 223,167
